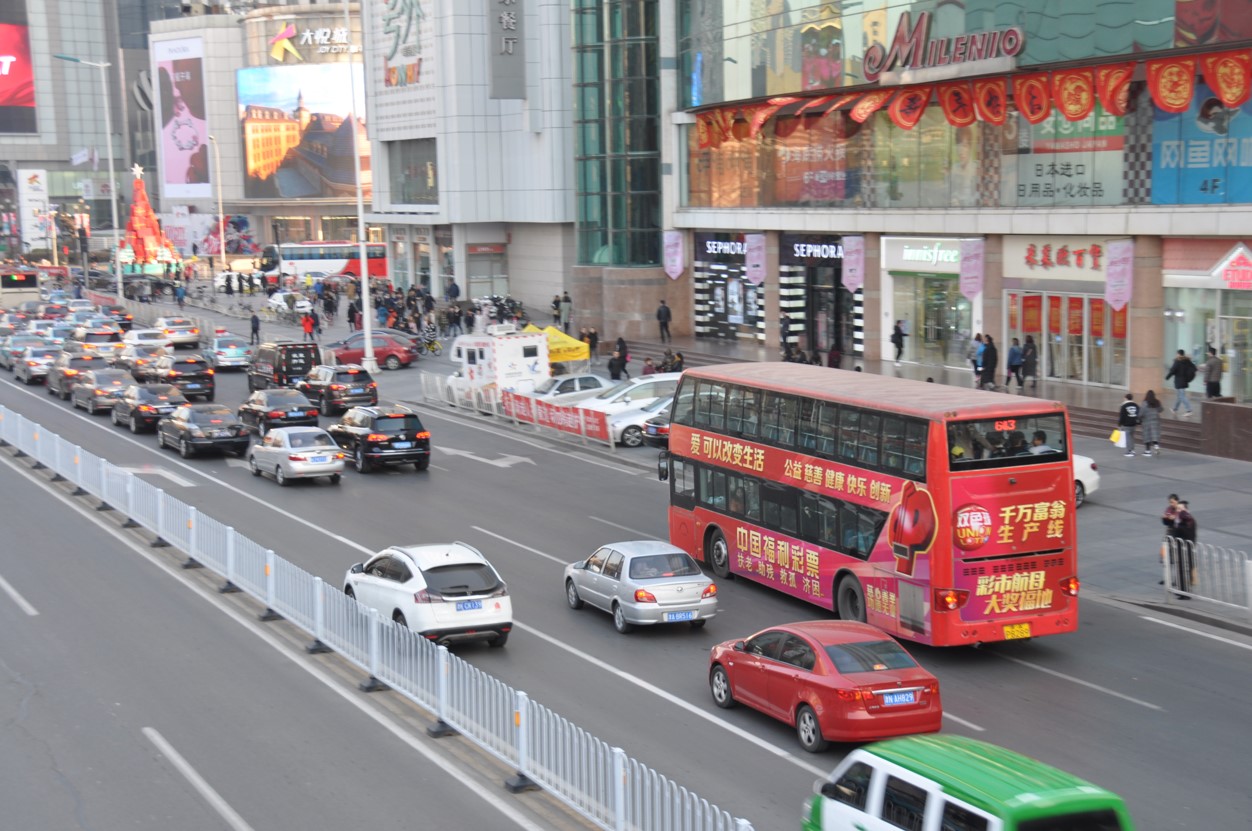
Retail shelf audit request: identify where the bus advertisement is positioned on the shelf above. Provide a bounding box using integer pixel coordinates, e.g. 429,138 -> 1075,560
258,241 -> 387,285
661,363 -> 1079,647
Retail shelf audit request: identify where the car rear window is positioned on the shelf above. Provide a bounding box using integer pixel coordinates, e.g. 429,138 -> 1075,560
165,319 -> 192,327
84,332 -> 121,343
95,371 -> 130,385
286,431 -> 336,448
824,640 -> 918,673
421,563 -> 501,597
30,348 -> 58,359
69,357 -> 99,368
190,407 -> 234,424
266,389 -> 306,401
628,553 -> 703,579
217,339 -> 248,349
373,414 -> 423,434
335,370 -> 371,384
176,359 -> 209,370
141,387 -> 184,402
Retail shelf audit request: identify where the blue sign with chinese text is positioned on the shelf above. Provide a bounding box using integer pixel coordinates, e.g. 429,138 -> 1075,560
1152,81 -> 1252,204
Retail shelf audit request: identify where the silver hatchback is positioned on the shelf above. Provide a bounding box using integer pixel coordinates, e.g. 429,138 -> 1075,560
564,541 -> 718,633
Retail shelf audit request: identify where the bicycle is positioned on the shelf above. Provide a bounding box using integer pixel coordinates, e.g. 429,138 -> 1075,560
422,338 -> 443,356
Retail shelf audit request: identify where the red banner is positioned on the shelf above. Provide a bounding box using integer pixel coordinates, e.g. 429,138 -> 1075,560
1089,298 -> 1105,338
749,97 -> 802,136
849,89 -> 895,123
1022,295 -> 1042,334
501,393 -> 611,443
1200,50 -> 1252,108
1047,295 -> 1062,335
1067,296 -> 1084,337
1111,305 -> 1127,340
887,85 -> 932,130
937,82 -> 977,127
1052,68 -> 1096,122
801,93 -> 862,129
1147,57 -> 1197,114
1095,62 -> 1136,117
1008,293 -> 1019,331
1012,72 -> 1052,124
973,77 -> 1008,124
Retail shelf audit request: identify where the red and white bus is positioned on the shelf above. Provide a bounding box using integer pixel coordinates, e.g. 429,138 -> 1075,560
258,241 -> 387,285
661,363 -> 1079,646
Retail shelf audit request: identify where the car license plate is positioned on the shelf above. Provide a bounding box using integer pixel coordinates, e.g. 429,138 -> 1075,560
646,426 -> 658,434
185,383 -> 200,389
311,455 -> 327,463
350,387 -> 363,394
1003,623 -> 1032,640
288,410 -> 302,416
392,441 -> 412,449
665,610 -> 695,622
882,691 -> 916,707
455,600 -> 482,612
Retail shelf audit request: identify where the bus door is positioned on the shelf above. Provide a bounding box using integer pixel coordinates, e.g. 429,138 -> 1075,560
663,455 -> 701,559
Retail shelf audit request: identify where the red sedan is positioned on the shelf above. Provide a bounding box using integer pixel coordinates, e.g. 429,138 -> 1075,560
327,333 -> 418,370
708,621 -> 941,752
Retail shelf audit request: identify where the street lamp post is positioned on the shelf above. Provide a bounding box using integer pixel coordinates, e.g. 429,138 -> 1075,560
54,53 -> 123,301
343,0 -> 377,372
208,136 -> 226,279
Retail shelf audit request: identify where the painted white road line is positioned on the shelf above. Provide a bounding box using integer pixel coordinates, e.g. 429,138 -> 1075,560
438,446 -> 536,467
588,515 -> 662,541
942,712 -> 986,732
1141,615 -> 1252,651
142,727 -> 256,831
0,572 -> 39,616
120,465 -> 197,488
473,526 -> 566,566
995,655 -> 1163,711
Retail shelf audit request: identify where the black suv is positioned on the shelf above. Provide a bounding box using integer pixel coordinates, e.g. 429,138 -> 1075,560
247,340 -> 321,390
296,364 -> 378,415
327,406 -> 430,473
153,354 -> 216,401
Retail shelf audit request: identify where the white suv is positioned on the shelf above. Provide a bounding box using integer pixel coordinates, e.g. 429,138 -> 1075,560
344,542 -> 512,647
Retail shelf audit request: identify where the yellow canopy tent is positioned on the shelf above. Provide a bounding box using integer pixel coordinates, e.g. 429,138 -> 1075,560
543,326 -> 591,363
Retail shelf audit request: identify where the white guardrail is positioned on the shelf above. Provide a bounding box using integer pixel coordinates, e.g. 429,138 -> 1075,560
0,403 -> 751,831
1163,536 -> 1252,617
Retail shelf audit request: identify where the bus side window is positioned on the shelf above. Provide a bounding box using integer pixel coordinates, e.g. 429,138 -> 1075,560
695,380 -> 726,430
726,385 -> 755,436
817,402 -> 837,457
858,414 -> 881,466
762,482 -> 798,534
671,459 -> 696,501
699,467 -> 727,510
904,421 -> 927,477
761,392 -> 798,447
801,492 -> 840,550
838,408 -> 861,462
882,416 -> 905,471
797,399 -> 821,451
741,479 -> 761,522
671,379 -> 696,424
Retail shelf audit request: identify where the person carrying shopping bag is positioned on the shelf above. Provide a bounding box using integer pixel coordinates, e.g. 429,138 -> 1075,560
1115,393 -> 1141,457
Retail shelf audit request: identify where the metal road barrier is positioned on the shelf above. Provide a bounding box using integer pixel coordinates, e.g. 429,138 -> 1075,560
1163,536 -> 1251,617
0,404 -> 752,831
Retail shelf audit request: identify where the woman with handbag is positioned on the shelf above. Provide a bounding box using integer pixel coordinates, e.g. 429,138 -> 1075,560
1141,390 -> 1163,456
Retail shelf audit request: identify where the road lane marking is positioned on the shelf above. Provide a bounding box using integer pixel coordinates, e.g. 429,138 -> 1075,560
120,465 -> 197,488
1141,616 -> 1252,651
588,515 -> 662,540
942,712 -> 986,732
0,572 -> 38,616
994,655 -> 1163,711
473,527 -> 566,565
142,727 -> 256,831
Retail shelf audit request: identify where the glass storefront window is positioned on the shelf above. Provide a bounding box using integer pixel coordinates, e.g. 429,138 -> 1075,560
1006,291 -> 1129,386
386,139 -> 438,206
892,275 -> 971,366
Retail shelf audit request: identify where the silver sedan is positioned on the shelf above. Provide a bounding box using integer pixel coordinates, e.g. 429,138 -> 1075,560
564,541 -> 718,633
247,427 -> 345,486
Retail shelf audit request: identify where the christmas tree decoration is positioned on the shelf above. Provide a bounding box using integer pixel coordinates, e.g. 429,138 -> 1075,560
121,166 -> 181,273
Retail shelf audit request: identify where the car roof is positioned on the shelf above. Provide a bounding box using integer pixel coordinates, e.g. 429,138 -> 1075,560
599,540 -> 689,557
387,542 -> 486,570
768,620 -> 894,645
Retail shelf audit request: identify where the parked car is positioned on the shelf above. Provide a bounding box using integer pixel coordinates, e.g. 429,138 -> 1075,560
202,334 -> 253,370
530,372 -> 611,405
110,384 -> 187,432
295,364 -> 378,414
247,340 -> 321,390
247,427 -> 345,486
267,291 -> 313,315
0,334 -> 48,369
152,354 -> 216,400
327,406 -> 431,472
69,368 -> 132,414
576,374 -> 681,417
608,396 -> 672,447
343,542 -> 512,647
564,541 -> 717,633
152,316 -> 200,347
326,332 -> 418,370
123,328 -> 175,349
12,346 -> 60,384
46,353 -> 105,399
112,344 -> 167,381
156,403 -> 251,458
708,621 -> 942,752
1074,454 -> 1100,507
237,388 -> 318,435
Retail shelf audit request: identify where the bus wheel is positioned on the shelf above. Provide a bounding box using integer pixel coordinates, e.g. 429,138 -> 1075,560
706,529 -> 731,579
836,576 -> 866,623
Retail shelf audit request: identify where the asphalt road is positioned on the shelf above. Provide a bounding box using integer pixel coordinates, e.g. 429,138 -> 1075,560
3,309 -> 1251,830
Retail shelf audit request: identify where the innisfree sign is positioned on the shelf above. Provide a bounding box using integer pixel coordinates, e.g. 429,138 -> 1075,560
863,11 -> 1025,83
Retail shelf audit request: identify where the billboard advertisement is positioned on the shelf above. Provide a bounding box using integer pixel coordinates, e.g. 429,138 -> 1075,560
158,212 -> 262,259
16,169 -> 49,252
0,0 -> 36,134
236,64 -> 370,200
152,38 -> 211,200
367,0 -> 437,141
1151,80 -> 1252,205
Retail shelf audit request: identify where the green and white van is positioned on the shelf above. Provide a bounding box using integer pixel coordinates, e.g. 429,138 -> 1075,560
802,735 -> 1134,831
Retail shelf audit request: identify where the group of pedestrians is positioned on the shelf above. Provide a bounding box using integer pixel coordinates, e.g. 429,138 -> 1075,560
1165,347 -> 1225,416
1160,493 -> 1198,598
1115,390 -> 1164,457
963,333 -> 1040,391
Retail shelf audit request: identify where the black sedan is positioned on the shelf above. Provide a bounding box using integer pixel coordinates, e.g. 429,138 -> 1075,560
327,406 -> 431,473
642,410 -> 671,449
111,384 -> 188,433
100,303 -> 135,331
70,369 -> 132,414
156,404 -> 251,458
113,344 -> 167,382
237,388 -> 319,435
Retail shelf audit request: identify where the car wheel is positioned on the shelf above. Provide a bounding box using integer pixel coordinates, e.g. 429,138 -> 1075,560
430,341 -> 442,357
414,456 -> 430,472
179,438 -> 193,459
392,611 -> 407,628
565,579 -> 584,609
204,392 -> 215,402
621,426 -> 644,447
710,665 -> 736,709
355,446 -> 370,473
344,586 -> 355,600
796,705 -> 828,753
706,529 -> 731,579
111,408 -> 120,425
1075,480 -> 1086,508
612,603 -> 633,634
384,354 -> 401,371
60,386 -> 70,401
129,414 -> 141,433
249,456 -> 262,477
690,619 -> 707,630
87,398 -> 96,415
490,631 -> 508,648
329,473 -> 341,485
320,397 -> 331,416
836,576 -> 866,623
275,465 -> 288,486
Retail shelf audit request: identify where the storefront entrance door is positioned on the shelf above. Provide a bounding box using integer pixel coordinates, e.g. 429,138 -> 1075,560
919,278 -> 970,365
1219,316 -> 1252,401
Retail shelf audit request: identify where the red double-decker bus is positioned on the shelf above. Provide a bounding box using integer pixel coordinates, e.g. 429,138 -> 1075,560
661,364 -> 1079,646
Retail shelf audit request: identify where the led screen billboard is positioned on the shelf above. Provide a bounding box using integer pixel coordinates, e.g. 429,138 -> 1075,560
236,63 -> 370,200
152,38 -> 211,199
0,0 -> 36,134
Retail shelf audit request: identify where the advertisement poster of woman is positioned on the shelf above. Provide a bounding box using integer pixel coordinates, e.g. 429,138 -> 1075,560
154,37 -> 210,199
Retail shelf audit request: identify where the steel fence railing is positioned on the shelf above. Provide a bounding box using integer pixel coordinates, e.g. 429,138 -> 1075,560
0,404 -> 755,831
1164,537 -> 1251,615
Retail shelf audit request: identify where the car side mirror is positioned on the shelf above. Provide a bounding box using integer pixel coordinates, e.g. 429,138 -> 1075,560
349,562 -> 364,574
732,640 -> 746,652
656,450 -> 669,481
572,561 -> 585,570
819,781 -> 842,800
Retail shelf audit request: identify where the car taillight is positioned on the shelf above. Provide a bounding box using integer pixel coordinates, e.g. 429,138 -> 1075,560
366,433 -> 388,442
329,383 -> 345,390
1059,576 -> 1081,596
634,588 -> 657,603
305,410 -> 318,417
190,328 -> 199,334
835,688 -> 865,702
167,370 -> 179,376
164,329 -> 174,334
658,425 -> 670,434
413,589 -> 434,603
266,410 -> 284,419
702,584 -> 718,598
933,588 -> 969,611
1089,462 -> 1098,471
922,681 -> 939,696
215,351 -> 225,356
63,369 -> 79,376
206,368 -> 215,375
138,405 -> 155,412
490,586 -> 509,597
368,382 -> 377,388
94,389 -> 108,395
288,454 -> 308,462
26,360 -> 37,366
334,452 -> 345,459
416,430 -> 430,439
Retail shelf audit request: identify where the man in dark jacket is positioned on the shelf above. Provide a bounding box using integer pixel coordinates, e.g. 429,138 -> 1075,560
1117,393 -> 1141,457
656,300 -> 672,342
1164,349 -> 1196,417
978,335 -> 998,390
1203,347 -> 1223,398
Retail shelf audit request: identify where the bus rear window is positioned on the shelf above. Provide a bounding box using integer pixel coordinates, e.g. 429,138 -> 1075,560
947,414 -> 1068,469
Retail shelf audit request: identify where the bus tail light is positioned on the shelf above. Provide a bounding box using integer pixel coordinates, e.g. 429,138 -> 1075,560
702,584 -> 718,598
933,588 -> 969,611
634,589 -> 657,603
1059,576 -> 1081,596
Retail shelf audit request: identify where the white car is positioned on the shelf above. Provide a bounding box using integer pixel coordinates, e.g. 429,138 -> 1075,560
152,316 -> 200,347
66,299 -> 95,313
576,373 -> 682,417
124,328 -> 176,349
343,543 -> 512,647
530,373 -> 612,405
1074,454 -> 1099,507
267,291 -> 314,315
608,395 -> 673,447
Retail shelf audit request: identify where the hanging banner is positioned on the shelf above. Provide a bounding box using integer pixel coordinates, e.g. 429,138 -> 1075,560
1104,237 -> 1135,311
1052,68 -> 1096,122
973,77 -> 1008,125
1089,298 -> 1106,339
744,233 -> 767,285
1200,50 -> 1252,108
1111,305 -> 1127,339
1022,294 -> 1042,333
1147,57 -> 1197,114
1096,62 -> 1136,116
1008,293 -> 1019,330
1067,297 -> 1084,337
1047,295 -> 1062,335
1012,72 -> 1052,124
849,90 -> 895,123
663,230 -> 685,280
842,235 -> 865,291
887,85 -> 932,130
958,238 -> 985,301
750,97 -> 802,136
801,93 -> 862,128
937,82 -> 977,127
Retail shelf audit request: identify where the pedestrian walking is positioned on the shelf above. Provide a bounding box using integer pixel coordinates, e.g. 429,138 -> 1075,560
967,333 -> 984,385
587,328 -> 600,365
607,350 -> 626,381
1116,393 -> 1141,457
1165,349 -> 1196,416
615,336 -> 630,379
978,335 -> 998,390
891,320 -> 907,365
250,312 -> 261,345
1021,334 -> 1039,389
657,299 -> 672,343
551,294 -> 562,325
560,291 -> 573,334
346,302 -> 358,331
1203,347 -> 1223,398
310,309 -> 321,341
780,310 -> 792,351
301,312 -> 316,342
1140,390 -> 1163,456
1006,338 -> 1024,388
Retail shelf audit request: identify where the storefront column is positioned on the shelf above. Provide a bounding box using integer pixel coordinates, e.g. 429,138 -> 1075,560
980,235 -> 1004,345
861,234 -> 882,362
763,231 -> 782,354
1128,236 -> 1165,395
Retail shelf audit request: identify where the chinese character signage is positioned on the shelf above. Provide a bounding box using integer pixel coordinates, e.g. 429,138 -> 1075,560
1104,238 -> 1134,310
1000,103 -> 1124,207
1152,80 -> 1252,204
1212,243 -> 1252,290
367,0 -> 435,140
1003,236 -> 1108,280
489,0 -> 525,99
152,38 -> 211,200
0,0 -> 35,134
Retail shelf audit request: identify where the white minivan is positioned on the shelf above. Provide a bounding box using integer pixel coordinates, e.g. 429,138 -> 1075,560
576,373 -> 681,417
